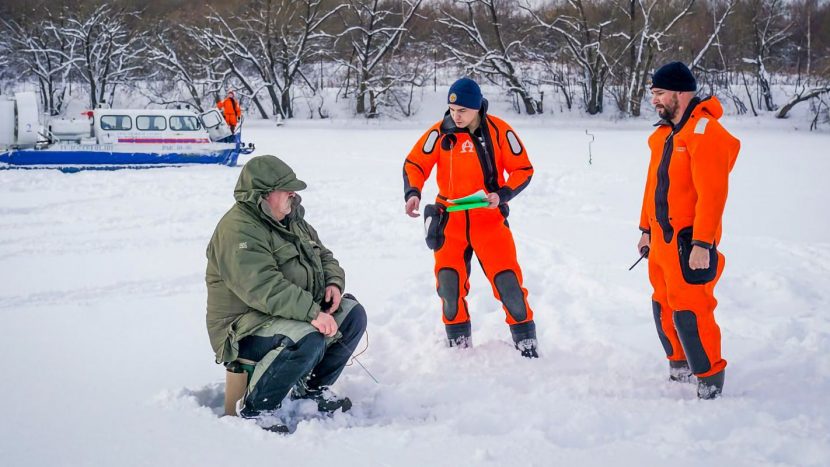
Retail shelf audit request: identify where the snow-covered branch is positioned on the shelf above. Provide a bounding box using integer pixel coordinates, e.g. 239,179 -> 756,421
0,12 -> 80,114
690,0 -> 736,70
439,0 -> 541,114
332,0 -> 424,117
62,5 -> 147,109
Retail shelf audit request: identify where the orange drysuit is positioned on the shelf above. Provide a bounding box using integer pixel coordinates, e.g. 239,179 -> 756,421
218,95 -> 241,132
639,96 -> 740,378
403,100 -> 536,344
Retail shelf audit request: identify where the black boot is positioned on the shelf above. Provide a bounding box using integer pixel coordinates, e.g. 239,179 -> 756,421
261,422 -> 290,434
291,384 -> 352,413
516,338 -> 539,358
238,404 -> 290,434
446,322 -> 473,349
669,360 -> 693,383
510,321 -> 539,358
448,335 -> 473,348
697,370 -> 725,400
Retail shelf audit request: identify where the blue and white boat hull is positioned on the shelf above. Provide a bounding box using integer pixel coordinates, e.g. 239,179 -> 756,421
0,135 -> 253,171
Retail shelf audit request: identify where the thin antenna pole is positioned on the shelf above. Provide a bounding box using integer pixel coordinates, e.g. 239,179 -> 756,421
585,129 -> 595,165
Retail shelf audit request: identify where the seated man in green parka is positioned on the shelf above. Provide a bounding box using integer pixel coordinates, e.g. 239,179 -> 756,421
206,155 -> 367,427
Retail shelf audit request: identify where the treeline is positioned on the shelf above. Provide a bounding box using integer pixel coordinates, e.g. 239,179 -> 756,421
1,0 -> 829,121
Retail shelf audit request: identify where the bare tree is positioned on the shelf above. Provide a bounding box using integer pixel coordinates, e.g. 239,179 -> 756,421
742,0 -> 792,111
260,0 -> 345,118
525,0 -> 630,115
335,0 -> 424,117
787,0 -> 821,86
0,32 -> 10,80
63,5 -> 147,109
2,0 -> 829,123
387,59 -> 430,117
776,84 -> 830,118
525,47 -> 576,111
690,0 -> 736,70
191,14 -> 271,119
440,0 -> 541,114
192,1 -> 342,120
1,12 -> 78,115
622,0 -> 695,116
216,1 -> 344,119
144,27 -> 216,111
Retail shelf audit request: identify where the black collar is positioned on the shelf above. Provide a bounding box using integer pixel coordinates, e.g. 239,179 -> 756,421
440,98 -> 490,134
672,96 -> 701,131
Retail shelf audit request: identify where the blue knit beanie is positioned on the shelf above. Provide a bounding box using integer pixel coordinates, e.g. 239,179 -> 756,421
650,62 -> 696,92
448,78 -> 482,109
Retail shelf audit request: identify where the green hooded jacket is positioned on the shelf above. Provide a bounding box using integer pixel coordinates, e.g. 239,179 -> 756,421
205,156 -> 345,363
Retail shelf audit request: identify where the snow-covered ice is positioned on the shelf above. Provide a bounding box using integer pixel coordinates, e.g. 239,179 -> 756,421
1,112 -> 829,466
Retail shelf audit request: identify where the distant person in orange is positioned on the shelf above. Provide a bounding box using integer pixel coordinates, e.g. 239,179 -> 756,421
637,62 -> 740,399
217,90 -> 242,133
402,77 -> 539,358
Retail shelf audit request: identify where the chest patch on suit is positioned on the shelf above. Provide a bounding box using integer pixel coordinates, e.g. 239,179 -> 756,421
694,118 -> 709,135
423,130 -> 439,154
506,130 -> 523,155
460,140 -> 474,154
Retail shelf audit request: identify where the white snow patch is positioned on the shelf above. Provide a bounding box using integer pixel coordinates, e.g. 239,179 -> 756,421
1,116 -> 828,466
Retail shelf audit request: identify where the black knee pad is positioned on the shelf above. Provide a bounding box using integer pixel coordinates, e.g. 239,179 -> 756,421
494,270 -> 527,322
437,268 -> 460,322
673,310 -> 712,375
652,301 -> 674,357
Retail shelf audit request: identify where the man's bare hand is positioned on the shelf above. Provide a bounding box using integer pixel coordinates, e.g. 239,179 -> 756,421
311,311 -> 338,337
637,233 -> 650,255
486,192 -> 500,208
689,245 -> 710,270
323,285 -> 342,313
405,196 -> 421,217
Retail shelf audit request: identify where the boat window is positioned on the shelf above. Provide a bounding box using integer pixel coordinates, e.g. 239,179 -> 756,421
201,111 -> 224,129
137,115 -> 167,131
99,115 -> 132,131
169,116 -> 202,131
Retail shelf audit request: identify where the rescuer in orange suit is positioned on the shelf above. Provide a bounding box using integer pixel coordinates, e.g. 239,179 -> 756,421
217,89 -> 242,133
637,62 -> 740,399
403,77 -> 539,358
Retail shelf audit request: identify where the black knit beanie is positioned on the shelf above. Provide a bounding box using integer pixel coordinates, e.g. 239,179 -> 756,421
650,62 -> 697,92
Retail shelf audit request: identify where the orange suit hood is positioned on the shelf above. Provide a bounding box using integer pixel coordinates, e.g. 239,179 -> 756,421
639,96 -> 740,247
